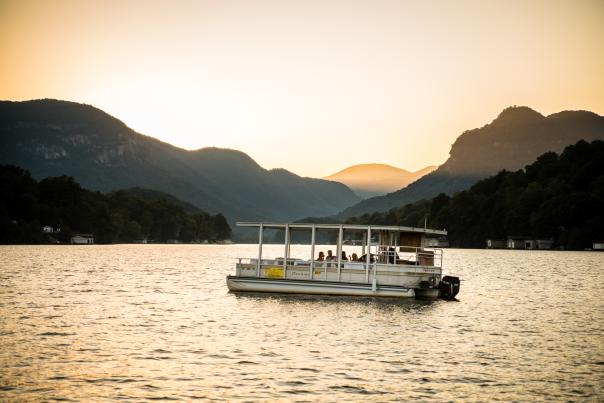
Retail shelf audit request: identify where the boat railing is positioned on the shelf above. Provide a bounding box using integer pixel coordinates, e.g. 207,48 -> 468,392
376,245 -> 443,268
236,245 -> 442,281
237,246 -> 442,267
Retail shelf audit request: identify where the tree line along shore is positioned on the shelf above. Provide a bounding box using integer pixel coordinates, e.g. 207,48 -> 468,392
1,140 -> 602,249
0,165 -> 231,244
345,140 -> 604,250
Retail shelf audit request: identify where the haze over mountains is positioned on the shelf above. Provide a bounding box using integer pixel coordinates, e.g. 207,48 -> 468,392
338,106 -> 604,218
3,100 -> 603,227
324,164 -> 436,198
0,99 -> 359,222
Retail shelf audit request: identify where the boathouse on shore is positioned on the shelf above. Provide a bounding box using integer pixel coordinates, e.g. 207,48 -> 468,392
70,234 -> 94,245
505,236 -> 553,250
486,239 -> 506,249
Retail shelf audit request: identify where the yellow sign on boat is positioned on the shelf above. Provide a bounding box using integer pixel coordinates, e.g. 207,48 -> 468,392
265,266 -> 284,278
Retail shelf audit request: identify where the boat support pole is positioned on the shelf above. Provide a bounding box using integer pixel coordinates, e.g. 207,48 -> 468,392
310,225 -> 315,280
257,224 -> 263,277
362,233 -> 366,256
283,224 -> 289,278
366,226 -> 371,283
337,225 -> 343,281
373,261 -> 377,288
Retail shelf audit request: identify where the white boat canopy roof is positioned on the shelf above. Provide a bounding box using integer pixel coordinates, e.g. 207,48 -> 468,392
236,222 -> 447,236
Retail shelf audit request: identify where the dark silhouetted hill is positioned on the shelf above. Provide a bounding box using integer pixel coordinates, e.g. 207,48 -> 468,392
337,106 -> 604,218
0,165 -> 231,243
345,140 -> 604,250
0,99 -> 360,222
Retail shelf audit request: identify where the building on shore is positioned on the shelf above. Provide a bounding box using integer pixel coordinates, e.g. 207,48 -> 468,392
42,226 -> 61,233
534,239 -> 554,250
506,236 -> 528,249
426,237 -> 449,248
486,239 -> 506,249
71,234 -> 94,244
594,241 -> 604,251
505,236 -> 553,250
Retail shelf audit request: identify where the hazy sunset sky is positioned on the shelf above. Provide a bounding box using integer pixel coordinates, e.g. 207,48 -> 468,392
1,0 -> 603,177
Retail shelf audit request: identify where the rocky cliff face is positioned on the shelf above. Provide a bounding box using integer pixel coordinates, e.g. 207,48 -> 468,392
337,106 -> 604,218
0,99 -> 360,222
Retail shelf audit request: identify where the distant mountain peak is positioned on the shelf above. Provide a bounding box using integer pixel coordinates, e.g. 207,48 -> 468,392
491,106 -> 545,127
0,98 -> 125,127
547,110 -> 601,119
413,165 -> 438,175
325,163 -> 437,198
0,99 -> 360,222
336,106 -> 604,218
328,163 -> 411,176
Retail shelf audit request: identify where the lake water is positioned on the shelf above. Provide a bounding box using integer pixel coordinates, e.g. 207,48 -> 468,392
1,245 -> 603,401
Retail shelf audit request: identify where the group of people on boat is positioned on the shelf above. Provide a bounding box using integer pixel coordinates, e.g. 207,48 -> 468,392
314,248 -> 408,264
316,250 -> 371,263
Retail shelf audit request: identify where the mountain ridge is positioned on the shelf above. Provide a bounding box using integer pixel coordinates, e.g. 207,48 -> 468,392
343,140 -> 604,250
0,99 -> 360,222
337,106 -> 604,218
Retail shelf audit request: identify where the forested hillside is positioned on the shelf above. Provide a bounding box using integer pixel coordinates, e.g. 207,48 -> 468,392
345,140 -> 604,250
0,165 -> 231,244
0,99 -> 359,222
339,107 -> 604,218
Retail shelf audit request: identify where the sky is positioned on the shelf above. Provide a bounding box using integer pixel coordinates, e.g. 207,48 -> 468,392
1,0 -> 603,178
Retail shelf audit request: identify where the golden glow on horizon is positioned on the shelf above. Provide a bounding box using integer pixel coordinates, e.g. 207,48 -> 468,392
1,0 -> 603,177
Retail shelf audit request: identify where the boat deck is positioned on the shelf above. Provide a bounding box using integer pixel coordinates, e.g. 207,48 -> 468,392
228,222 -> 454,299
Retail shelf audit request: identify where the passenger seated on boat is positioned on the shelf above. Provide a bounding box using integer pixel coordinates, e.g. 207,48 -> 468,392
325,250 -> 335,261
316,251 -> 325,261
350,253 -> 359,262
341,251 -> 348,261
358,253 -> 375,263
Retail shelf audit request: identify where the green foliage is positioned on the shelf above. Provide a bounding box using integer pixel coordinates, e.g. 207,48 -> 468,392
346,140 -> 604,250
0,166 -> 231,244
0,99 -> 359,223
339,107 -> 604,219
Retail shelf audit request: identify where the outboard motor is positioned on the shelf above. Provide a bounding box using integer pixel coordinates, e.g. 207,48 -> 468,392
439,276 -> 460,300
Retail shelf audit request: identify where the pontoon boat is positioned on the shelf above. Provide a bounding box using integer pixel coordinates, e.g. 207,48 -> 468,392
227,223 -> 460,299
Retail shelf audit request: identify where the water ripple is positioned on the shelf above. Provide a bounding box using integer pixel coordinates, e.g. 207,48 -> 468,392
1,245 -> 603,401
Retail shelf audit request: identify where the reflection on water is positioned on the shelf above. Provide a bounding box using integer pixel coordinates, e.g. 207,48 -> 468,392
233,292 -> 441,312
1,245 -> 603,401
